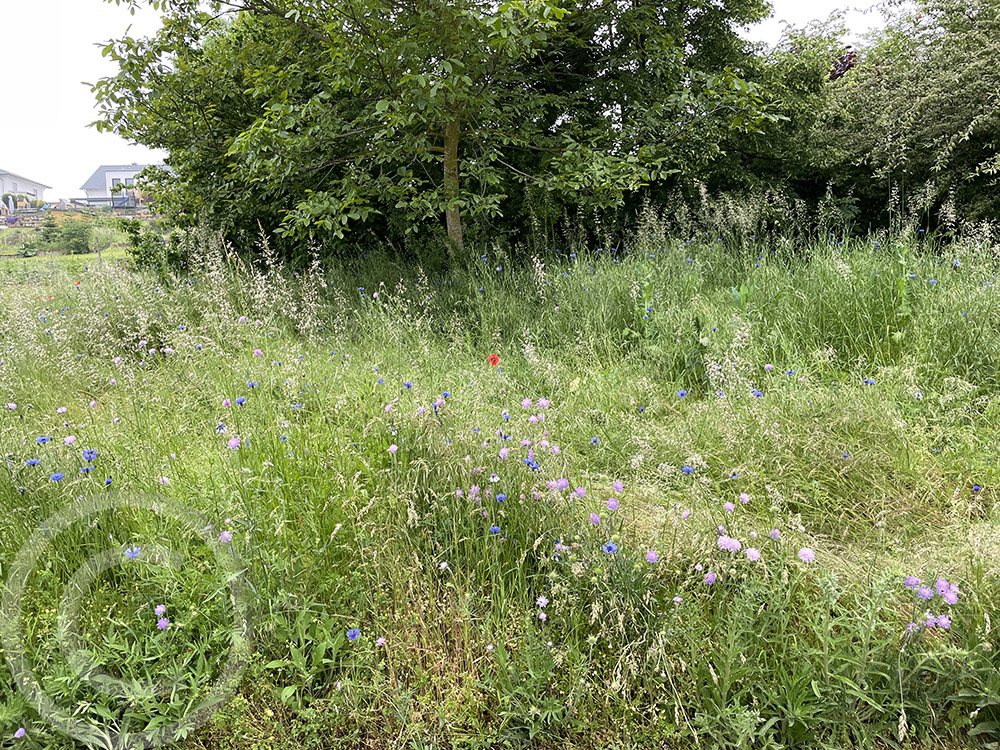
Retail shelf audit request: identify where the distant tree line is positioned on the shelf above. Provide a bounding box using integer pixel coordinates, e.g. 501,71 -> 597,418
96,0 -> 1000,261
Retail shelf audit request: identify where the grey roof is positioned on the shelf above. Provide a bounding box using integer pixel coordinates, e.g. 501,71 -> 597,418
80,164 -> 153,191
0,169 -> 52,189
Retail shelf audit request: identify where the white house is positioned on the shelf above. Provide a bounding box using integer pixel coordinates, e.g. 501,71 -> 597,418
80,164 -> 153,206
0,169 -> 50,202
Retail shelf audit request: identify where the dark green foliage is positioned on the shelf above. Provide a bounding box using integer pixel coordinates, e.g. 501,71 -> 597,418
58,219 -> 93,255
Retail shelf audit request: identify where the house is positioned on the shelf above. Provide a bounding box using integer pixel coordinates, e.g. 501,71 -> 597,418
0,169 -> 50,203
80,163 -> 154,207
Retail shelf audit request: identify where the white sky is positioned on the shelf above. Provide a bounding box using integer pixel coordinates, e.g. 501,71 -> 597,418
1,0 -> 886,201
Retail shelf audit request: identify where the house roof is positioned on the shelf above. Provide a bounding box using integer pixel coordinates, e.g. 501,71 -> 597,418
0,169 -> 52,190
80,164 -> 153,191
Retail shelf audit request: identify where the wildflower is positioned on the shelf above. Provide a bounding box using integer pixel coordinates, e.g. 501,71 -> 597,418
26,459 -> 40,466
935,578 -> 950,597
488,354 -> 500,366
717,536 -> 741,552
235,397 -> 246,406
522,398 -> 532,409
591,436 -> 599,445
556,478 -> 569,490
50,472 -> 63,482
155,604 -> 166,616
590,512 -> 601,525
682,466 -> 693,474
222,398 -> 231,407
677,389 -> 687,398
723,502 -> 735,513
227,437 -> 240,450
745,548 -> 761,562
490,525 -> 500,534
906,622 -> 920,633
646,550 -> 659,563
764,364 -> 774,371
602,542 -> 618,554
751,389 -> 763,398
538,612 -> 547,620
769,529 -> 780,541
681,509 -> 692,520
739,492 -> 750,504
904,576 -> 920,590
496,493 -> 507,502
388,444 -> 398,453
376,637 -> 386,647
219,531 -> 233,544
798,547 -> 816,563
936,614 -> 951,628
672,596 -> 683,603
607,498 -> 619,511
57,406 -> 67,414
125,546 -> 141,559
14,728 -> 25,738
537,398 -> 550,409
160,476 -> 169,484
254,349 -> 263,356
439,561 -> 449,570
536,595 -> 549,608
347,628 -> 360,641
704,571 -> 716,585
5,403 -> 15,410
63,436 -> 76,446
574,486 -> 586,497
612,481 -> 623,493
83,449 -> 97,461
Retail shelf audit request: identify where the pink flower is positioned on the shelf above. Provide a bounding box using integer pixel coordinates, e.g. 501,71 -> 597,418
681,509 -> 692,520
376,637 -> 386,647
589,512 -> 600,525
538,398 -> 550,409
388,444 -> 398,453
227,437 -> 240,450
4,403 -> 15,410
798,547 -> 816,563
157,618 -> 170,630
223,398 -> 231,407
521,398 -> 532,409
745,547 -> 761,562
612,481 -> 623,493
254,349 -> 263,356
764,363 -> 774,371
89,400 -> 97,408
499,448 -> 509,459
739,492 -> 750,504
723,502 -> 735,512
717,535 -> 742,552
160,476 -> 170,485
155,604 -> 166,615
57,406 -> 67,414
607,498 -> 619,511
219,530 -> 233,543
63,435 -> 76,446
646,550 -> 659,563
769,529 -> 781,540
416,407 -> 425,415
14,728 -> 25,738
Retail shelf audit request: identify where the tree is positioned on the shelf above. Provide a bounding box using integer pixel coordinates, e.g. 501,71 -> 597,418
812,0 -> 1000,224
59,220 -> 94,254
97,0 -> 774,256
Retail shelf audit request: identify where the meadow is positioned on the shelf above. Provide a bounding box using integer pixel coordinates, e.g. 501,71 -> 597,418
1,224 -> 999,749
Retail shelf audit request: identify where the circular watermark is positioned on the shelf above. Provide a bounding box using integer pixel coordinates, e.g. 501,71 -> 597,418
1,492 -> 253,748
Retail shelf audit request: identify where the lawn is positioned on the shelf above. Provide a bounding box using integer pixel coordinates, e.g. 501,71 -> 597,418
1,231 -> 998,749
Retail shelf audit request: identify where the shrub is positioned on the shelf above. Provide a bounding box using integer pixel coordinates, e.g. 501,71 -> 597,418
59,219 -> 93,254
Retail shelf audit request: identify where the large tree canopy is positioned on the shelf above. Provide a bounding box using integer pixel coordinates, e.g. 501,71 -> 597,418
97,0 -> 774,256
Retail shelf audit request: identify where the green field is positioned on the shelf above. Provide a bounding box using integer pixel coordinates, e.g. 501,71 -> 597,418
1,232 -> 998,748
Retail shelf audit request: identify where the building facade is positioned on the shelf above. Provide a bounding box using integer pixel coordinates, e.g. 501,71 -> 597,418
0,169 -> 51,202
80,164 -> 153,207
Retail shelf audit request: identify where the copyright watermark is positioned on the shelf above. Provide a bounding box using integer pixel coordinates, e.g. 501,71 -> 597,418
1,492 -> 253,748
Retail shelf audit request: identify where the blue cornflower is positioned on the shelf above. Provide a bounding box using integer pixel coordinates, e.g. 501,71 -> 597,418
496,493 -> 507,502
125,546 -> 141,559
347,628 -> 361,641
280,435 -> 288,442
235,397 -> 246,405
247,381 -> 257,388
602,542 -> 618,554
442,392 -> 451,398
591,437 -> 599,445
26,459 -> 40,466
196,344 -> 203,350
105,477 -> 113,486
377,378 -> 384,384
82,449 -> 97,461
80,466 -> 94,473
404,382 -> 412,389
50,472 -> 63,481
490,525 -> 500,534
973,485 -> 982,493
677,390 -> 687,398
37,436 -> 51,444
751,389 -> 763,398
681,466 -> 693,474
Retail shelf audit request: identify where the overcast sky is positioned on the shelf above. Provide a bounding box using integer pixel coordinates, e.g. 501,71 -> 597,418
3,0 -> 886,201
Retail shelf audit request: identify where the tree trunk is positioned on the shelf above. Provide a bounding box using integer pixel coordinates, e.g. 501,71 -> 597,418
443,118 -> 464,252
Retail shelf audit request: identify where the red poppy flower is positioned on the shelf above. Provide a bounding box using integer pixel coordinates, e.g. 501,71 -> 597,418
488,354 -> 500,366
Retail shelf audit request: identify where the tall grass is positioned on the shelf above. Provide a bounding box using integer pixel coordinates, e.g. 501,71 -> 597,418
1,223 -> 999,748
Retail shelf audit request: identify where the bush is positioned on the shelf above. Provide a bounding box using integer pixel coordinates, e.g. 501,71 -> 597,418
59,219 -> 93,254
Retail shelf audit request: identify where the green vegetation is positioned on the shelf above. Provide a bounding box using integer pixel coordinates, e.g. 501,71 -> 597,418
1,224 -> 998,748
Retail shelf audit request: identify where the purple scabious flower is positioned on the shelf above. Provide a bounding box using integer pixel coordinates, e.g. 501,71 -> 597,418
769,529 -> 780,541
157,618 -> 170,630
219,530 -> 233,544
704,571 -> 716,585
917,586 -> 934,601
155,604 -> 166,616
723,502 -> 735,513
607,498 -> 619,511
646,550 -> 659,563
612,481 -> 623,493
717,535 -> 741,553
904,576 -> 920,590
935,578 -> 950,596
745,548 -> 761,562
589,512 -> 600,525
